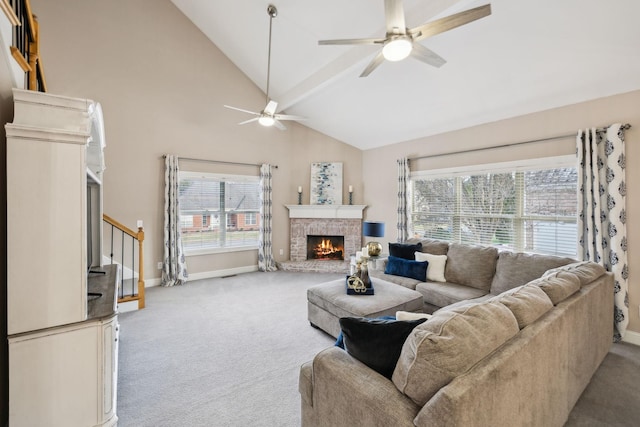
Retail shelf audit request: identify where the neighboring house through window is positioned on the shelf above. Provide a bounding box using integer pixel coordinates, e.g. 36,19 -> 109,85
178,171 -> 261,254
410,156 -> 577,257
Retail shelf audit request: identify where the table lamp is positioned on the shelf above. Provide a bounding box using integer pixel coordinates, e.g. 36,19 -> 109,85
363,221 -> 385,257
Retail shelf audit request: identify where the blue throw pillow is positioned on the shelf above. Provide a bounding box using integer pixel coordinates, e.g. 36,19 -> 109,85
388,242 -> 422,260
338,316 -> 427,379
385,255 -> 428,281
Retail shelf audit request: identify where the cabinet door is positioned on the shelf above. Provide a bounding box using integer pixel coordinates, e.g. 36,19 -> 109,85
9,323 -> 100,427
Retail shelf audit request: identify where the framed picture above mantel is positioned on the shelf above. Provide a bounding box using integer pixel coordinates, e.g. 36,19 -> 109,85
310,162 -> 342,205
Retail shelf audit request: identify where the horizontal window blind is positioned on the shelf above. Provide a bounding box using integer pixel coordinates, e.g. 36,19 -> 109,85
411,165 -> 577,257
178,172 -> 260,253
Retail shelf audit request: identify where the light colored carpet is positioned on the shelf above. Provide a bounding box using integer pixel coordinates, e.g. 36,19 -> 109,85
117,270 -> 640,426
116,271 -> 341,427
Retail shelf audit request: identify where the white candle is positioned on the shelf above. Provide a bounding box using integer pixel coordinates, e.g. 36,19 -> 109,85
349,185 -> 353,193
298,186 -> 302,193
137,220 -> 143,228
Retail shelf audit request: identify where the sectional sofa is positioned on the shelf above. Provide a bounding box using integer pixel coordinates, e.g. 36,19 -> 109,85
299,240 -> 614,426
370,238 -> 578,313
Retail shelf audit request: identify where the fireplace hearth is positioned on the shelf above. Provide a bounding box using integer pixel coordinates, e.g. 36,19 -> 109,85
307,235 -> 344,260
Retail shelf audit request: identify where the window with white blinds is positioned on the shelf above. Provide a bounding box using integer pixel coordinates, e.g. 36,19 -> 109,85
410,157 -> 578,257
178,171 -> 260,254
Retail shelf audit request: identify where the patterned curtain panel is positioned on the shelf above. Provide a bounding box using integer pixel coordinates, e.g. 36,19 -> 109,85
162,155 -> 188,286
397,158 -> 411,243
258,164 -> 277,271
577,124 -> 628,341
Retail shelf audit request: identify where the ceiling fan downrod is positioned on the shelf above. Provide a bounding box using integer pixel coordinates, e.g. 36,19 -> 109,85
265,4 -> 277,106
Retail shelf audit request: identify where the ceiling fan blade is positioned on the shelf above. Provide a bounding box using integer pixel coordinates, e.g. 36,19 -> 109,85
360,50 -> 386,77
224,105 -> 260,116
273,120 -> 287,131
264,100 -> 278,115
274,113 -> 306,121
411,4 -> 491,42
384,0 -> 406,34
238,117 -> 260,125
411,43 -> 446,68
319,38 -> 383,46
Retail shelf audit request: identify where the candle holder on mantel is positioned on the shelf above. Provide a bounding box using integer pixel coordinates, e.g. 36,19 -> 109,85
348,191 -> 353,205
298,191 -> 302,205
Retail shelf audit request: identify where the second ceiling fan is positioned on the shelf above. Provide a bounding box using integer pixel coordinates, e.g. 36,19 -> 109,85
224,4 -> 305,130
319,0 -> 492,77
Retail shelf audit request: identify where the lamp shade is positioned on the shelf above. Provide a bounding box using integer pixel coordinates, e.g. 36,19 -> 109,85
363,221 -> 385,238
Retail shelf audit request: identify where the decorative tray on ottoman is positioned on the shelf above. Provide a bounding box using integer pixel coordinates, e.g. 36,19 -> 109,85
346,275 -> 374,295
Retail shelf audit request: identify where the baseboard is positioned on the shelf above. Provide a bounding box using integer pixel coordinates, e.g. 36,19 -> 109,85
187,265 -> 259,281
622,329 -> 640,346
118,300 -> 140,313
145,265 -> 259,288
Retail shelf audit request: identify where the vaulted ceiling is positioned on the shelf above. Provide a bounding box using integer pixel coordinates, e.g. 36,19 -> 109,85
171,0 -> 640,150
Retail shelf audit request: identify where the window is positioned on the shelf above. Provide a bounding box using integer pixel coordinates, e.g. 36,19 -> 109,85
245,212 -> 257,226
410,157 -> 578,257
178,171 -> 261,254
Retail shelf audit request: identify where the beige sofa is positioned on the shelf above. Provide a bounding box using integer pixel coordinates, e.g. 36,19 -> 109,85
370,238 -> 577,313
299,261 -> 613,427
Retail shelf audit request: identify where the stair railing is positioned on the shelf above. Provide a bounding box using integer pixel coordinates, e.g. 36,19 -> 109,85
2,0 -> 47,91
103,214 -> 145,309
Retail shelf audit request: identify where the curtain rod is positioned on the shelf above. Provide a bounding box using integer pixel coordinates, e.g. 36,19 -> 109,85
409,123 -> 631,162
162,155 -> 278,169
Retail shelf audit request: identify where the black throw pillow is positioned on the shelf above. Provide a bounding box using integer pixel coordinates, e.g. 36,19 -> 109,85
388,242 -> 422,260
339,316 -> 428,379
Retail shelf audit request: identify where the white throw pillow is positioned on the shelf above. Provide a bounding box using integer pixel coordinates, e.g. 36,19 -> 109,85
396,311 -> 432,321
414,252 -> 447,282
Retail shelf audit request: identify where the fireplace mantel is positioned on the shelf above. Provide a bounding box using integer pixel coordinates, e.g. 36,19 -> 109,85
285,205 -> 367,219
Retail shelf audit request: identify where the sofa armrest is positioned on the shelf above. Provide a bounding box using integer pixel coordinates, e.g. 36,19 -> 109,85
299,361 -> 313,406
303,346 -> 420,427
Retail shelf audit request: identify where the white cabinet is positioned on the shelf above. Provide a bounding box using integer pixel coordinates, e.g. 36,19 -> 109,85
9,315 -> 118,427
6,89 -> 94,335
5,88 -> 117,426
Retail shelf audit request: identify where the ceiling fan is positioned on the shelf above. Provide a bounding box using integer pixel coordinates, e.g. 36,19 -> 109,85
224,4 -> 305,130
318,0 -> 491,77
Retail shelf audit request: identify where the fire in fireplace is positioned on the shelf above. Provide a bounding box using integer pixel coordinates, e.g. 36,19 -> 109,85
307,235 -> 345,261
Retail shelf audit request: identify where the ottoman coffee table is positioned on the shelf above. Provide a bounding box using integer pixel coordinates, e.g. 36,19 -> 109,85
307,277 -> 424,338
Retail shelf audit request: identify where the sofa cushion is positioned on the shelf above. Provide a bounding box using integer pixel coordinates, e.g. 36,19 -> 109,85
543,261 -> 607,286
384,256 -> 428,281
415,252 -> 447,282
389,242 -> 422,260
339,316 -> 427,379
490,251 -> 576,295
530,271 -> 581,305
416,282 -> 488,308
392,301 -> 519,406
490,284 -> 553,329
406,238 -> 449,256
444,243 -> 498,291
368,269 -> 421,290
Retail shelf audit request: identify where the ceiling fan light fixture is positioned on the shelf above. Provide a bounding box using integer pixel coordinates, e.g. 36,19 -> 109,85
382,37 -> 413,61
258,115 -> 275,127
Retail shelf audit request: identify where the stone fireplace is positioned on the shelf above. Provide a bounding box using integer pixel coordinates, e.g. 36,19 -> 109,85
279,205 -> 366,273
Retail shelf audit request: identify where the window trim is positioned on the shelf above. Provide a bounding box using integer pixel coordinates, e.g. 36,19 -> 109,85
410,155 -> 576,179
